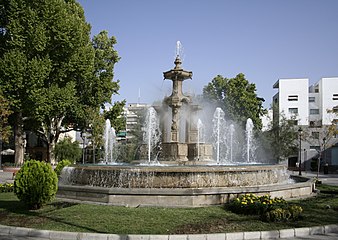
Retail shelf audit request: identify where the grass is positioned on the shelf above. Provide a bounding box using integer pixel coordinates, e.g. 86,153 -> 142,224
0,185 -> 338,234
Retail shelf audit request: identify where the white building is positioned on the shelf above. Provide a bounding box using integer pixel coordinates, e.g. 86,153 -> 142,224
273,77 -> 338,172
120,103 -> 150,141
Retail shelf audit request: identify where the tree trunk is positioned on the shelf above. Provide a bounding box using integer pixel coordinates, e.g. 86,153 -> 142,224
14,112 -> 25,166
45,116 -> 64,165
47,138 -> 57,165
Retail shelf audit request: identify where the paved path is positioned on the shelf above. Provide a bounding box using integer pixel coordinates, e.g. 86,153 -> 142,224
283,233 -> 338,239
0,233 -> 48,240
0,231 -> 338,240
290,171 -> 338,186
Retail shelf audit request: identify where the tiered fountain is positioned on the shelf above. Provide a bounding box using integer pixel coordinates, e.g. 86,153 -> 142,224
57,42 -> 314,207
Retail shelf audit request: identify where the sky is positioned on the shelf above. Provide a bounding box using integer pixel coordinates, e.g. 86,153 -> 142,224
78,0 -> 338,108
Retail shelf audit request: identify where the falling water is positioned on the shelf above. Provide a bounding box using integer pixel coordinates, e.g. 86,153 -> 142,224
104,119 -> 116,163
229,124 -> 235,162
212,108 -> 226,164
143,107 -> 161,163
245,118 -> 255,163
197,119 -> 204,161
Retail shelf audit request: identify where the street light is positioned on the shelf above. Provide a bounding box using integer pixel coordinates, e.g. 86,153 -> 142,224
323,137 -> 328,174
298,127 -> 303,176
323,137 -> 326,163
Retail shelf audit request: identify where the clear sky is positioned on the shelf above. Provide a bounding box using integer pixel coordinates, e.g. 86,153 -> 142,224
78,0 -> 338,108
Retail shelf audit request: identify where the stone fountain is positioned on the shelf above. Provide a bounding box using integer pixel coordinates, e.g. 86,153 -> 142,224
157,47 -> 213,163
57,42 -> 314,207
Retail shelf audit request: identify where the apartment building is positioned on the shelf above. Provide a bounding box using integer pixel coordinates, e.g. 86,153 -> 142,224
273,77 -> 338,172
118,103 -> 150,141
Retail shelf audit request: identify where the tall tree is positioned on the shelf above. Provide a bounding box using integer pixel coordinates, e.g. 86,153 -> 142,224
260,108 -> 298,162
33,30 -> 120,163
0,1 -> 120,164
0,0 -> 54,165
203,74 -> 266,129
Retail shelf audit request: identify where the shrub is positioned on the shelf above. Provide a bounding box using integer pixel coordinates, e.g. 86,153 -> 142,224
54,159 -> 72,177
0,183 -> 14,192
14,160 -> 58,209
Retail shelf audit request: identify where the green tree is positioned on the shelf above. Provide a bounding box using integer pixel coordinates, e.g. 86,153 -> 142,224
261,109 -> 298,162
0,91 -> 12,142
104,100 -> 126,132
0,1 -> 120,164
203,74 -> 266,129
54,137 -> 81,163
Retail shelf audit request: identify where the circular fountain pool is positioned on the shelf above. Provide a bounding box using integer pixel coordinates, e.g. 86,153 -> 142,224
57,164 -> 314,207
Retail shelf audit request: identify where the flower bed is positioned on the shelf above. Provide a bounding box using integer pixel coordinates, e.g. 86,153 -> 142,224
0,183 -> 14,193
228,193 -> 303,222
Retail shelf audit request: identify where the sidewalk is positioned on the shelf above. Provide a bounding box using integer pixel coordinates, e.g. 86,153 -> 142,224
289,171 -> 338,186
0,224 -> 338,240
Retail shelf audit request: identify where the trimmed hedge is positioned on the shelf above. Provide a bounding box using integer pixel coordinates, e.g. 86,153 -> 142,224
14,160 -> 58,209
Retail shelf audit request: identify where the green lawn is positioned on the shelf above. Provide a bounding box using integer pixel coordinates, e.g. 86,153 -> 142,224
0,185 -> 338,234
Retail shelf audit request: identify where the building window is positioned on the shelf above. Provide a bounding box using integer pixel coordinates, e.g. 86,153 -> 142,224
309,97 -> 315,102
309,120 -> 322,128
311,132 -> 319,139
310,146 -> 320,151
310,109 -> 319,115
288,108 -> 298,114
288,95 -> 298,101
333,94 -> 338,100
287,120 -> 298,126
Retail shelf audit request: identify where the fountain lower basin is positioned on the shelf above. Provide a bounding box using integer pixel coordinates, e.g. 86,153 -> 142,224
57,164 -> 314,207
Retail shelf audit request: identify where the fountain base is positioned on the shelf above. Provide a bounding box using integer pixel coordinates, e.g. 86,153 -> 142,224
58,180 -> 314,207
57,165 -> 314,207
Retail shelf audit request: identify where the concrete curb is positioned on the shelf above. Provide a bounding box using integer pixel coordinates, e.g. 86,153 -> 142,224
0,224 -> 338,240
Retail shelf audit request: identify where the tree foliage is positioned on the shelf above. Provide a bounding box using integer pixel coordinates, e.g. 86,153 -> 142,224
261,109 -> 298,162
203,74 -> 266,129
54,137 -> 81,163
104,100 -> 126,132
0,1 -> 121,164
0,91 -> 12,142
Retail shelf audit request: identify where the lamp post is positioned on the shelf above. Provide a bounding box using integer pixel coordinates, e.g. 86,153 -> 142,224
323,137 -> 328,174
298,127 -> 303,176
0,134 -> 2,170
323,137 -> 326,163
